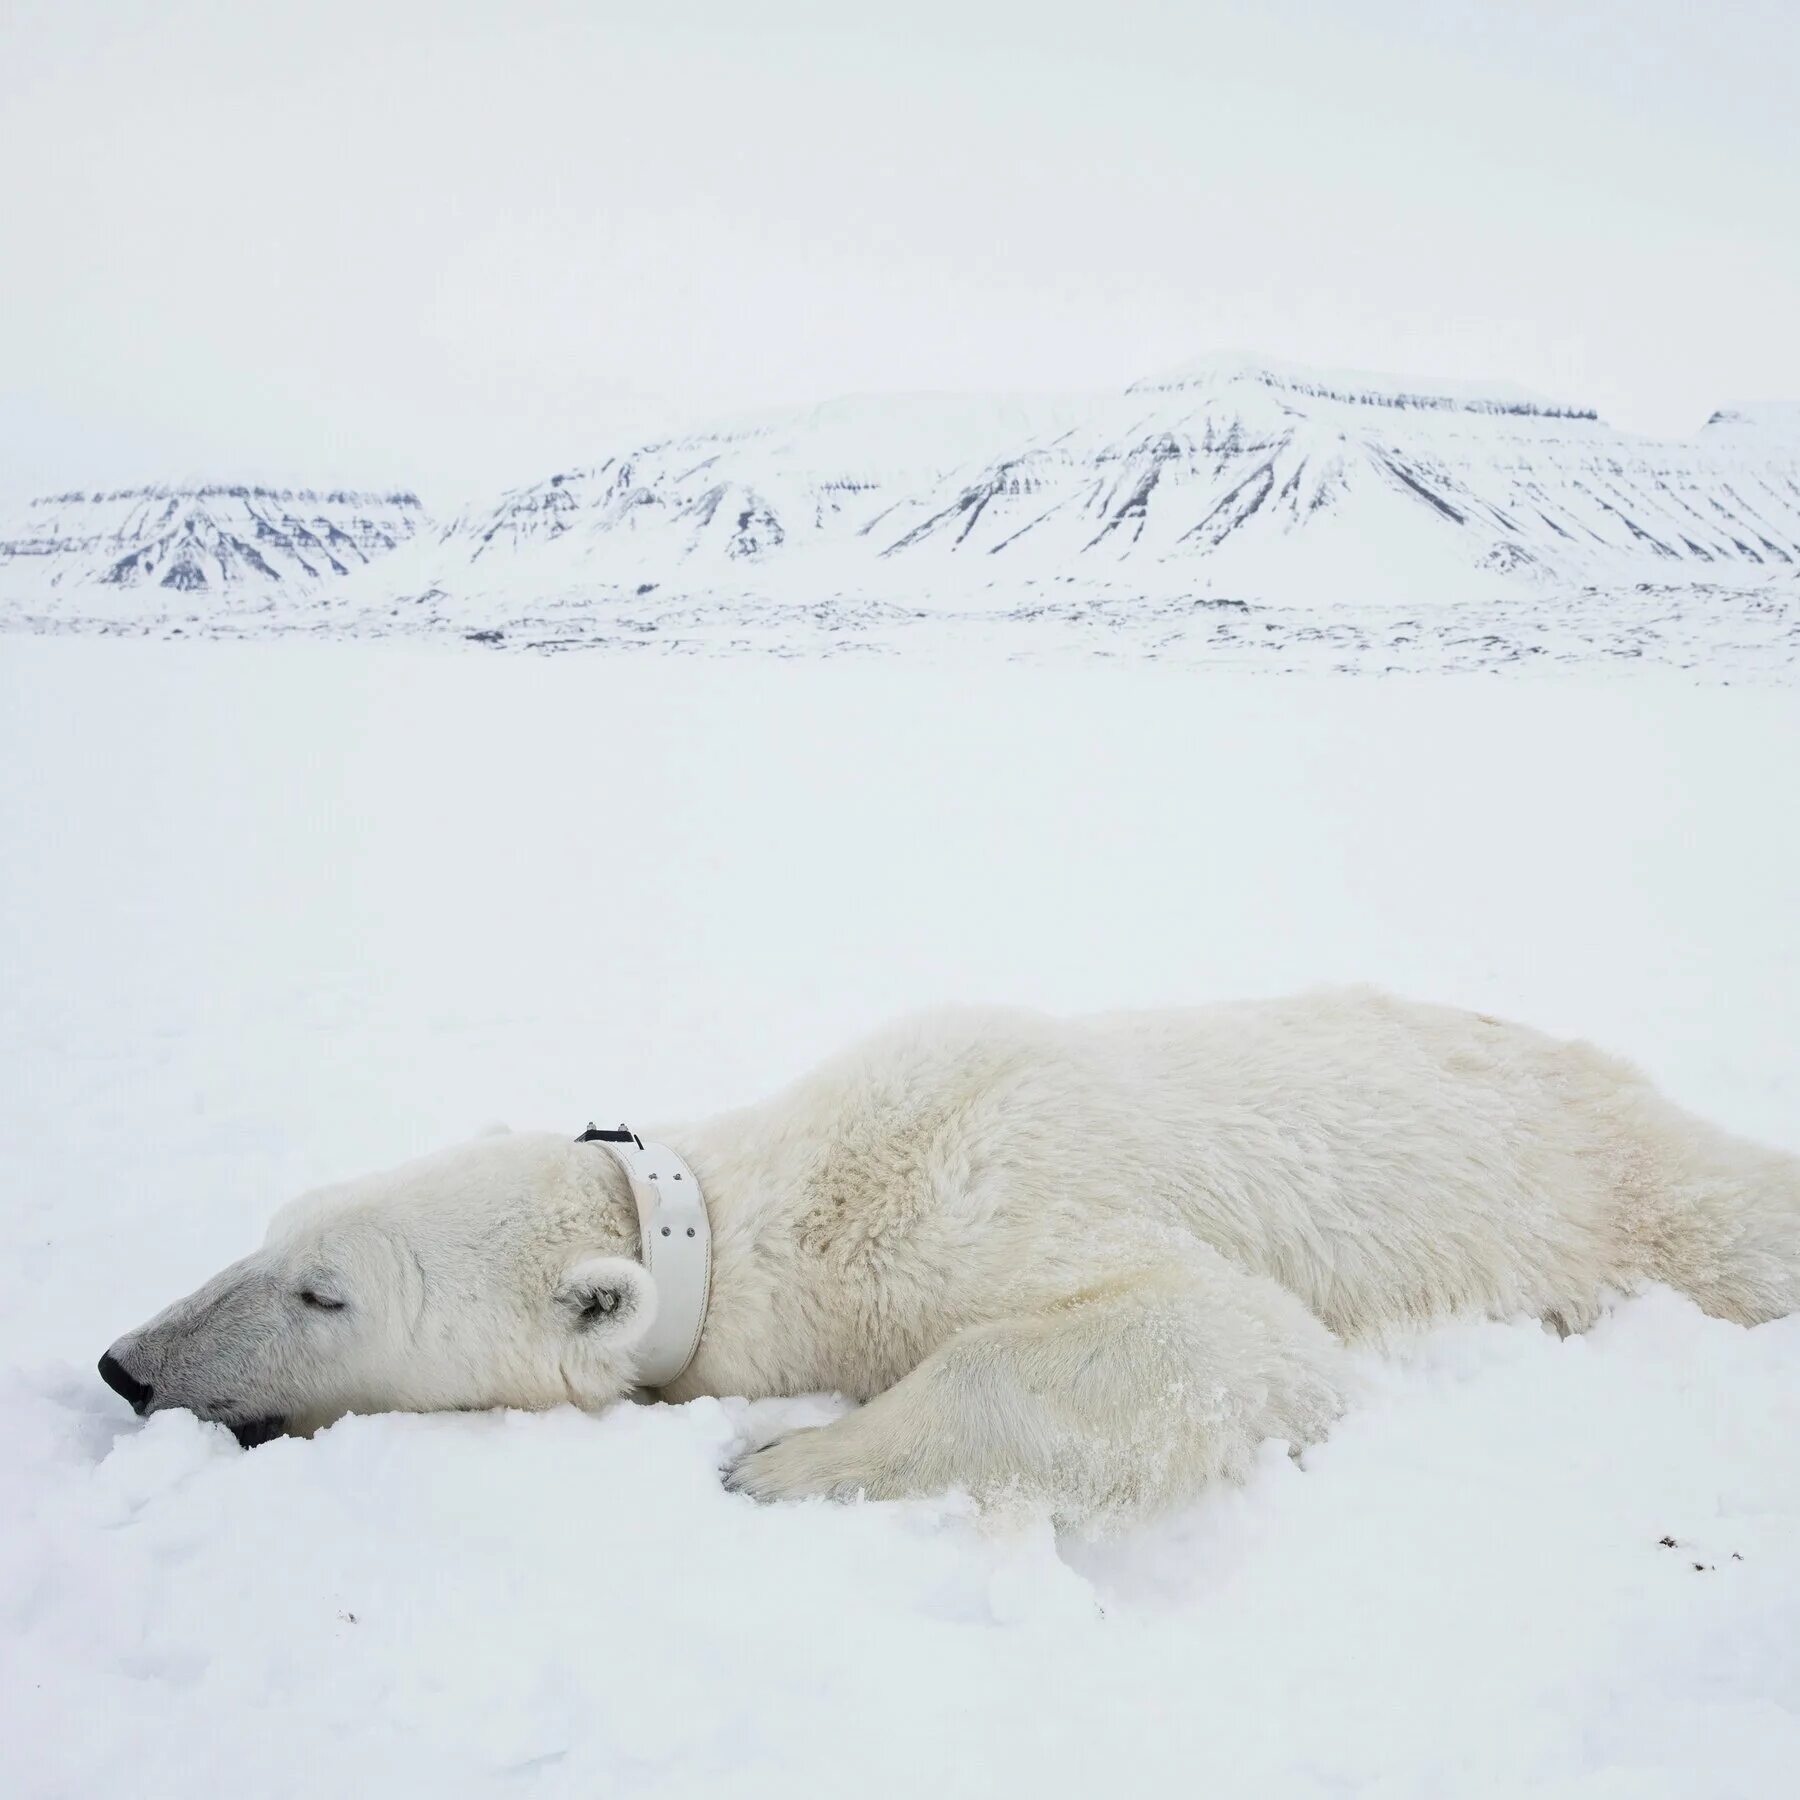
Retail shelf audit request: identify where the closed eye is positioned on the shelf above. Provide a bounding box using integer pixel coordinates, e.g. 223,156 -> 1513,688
298,1288 -> 345,1311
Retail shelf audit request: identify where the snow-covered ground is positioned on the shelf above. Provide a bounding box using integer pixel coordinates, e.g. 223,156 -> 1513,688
3,638 -> 1797,1797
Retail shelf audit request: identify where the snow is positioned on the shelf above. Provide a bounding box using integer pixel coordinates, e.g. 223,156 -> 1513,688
5,356 -> 1799,670
1125,348 -> 1575,412
0,485 -> 424,602
366,358 -> 1799,615
3,637 -> 1798,1797
1703,402 -> 1800,446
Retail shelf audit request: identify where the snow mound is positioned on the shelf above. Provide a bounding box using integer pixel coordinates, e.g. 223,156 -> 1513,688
6,1297 -> 1797,1797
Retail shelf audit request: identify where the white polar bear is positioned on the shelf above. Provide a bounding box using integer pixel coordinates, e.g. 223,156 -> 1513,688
100,990 -> 1800,1521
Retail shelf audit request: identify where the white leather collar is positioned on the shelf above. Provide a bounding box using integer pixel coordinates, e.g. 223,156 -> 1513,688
577,1125 -> 713,1391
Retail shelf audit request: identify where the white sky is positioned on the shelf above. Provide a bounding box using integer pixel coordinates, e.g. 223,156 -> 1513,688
4,0 -> 1797,510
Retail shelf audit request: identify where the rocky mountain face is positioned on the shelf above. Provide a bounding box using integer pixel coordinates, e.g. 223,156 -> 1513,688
401,392 -> 1084,594
0,485 -> 425,599
898,359 -> 1800,589
2,361 -> 1795,674
372,356 -> 1800,611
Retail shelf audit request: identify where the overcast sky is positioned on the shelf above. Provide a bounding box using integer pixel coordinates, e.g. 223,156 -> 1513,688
4,0 -> 1796,509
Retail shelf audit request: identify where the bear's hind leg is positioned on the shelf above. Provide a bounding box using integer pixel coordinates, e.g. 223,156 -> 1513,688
724,1250 -> 1347,1524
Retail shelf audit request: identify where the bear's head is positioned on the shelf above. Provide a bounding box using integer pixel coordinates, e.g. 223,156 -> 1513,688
97,1131 -> 657,1445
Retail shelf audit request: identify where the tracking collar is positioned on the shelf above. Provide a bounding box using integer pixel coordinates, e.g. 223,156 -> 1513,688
576,1124 -> 712,1391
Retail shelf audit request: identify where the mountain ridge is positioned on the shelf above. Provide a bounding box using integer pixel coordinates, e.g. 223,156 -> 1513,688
3,356 -> 1796,679
2,485 -> 427,597
372,355 -> 1797,614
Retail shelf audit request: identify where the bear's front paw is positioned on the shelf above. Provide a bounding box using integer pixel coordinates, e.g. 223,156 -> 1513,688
722,1427 -> 878,1504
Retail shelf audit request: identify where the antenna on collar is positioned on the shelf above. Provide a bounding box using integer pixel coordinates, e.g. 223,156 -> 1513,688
576,1122 -> 642,1149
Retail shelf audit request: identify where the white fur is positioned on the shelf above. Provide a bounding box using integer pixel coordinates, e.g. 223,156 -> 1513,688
103,990 -> 1799,1520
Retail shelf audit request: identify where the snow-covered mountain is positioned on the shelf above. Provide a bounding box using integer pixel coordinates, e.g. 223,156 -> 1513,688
355,355 -> 1800,617
0,485 -> 425,602
3,359 -> 1796,674
372,391 -> 1084,597
879,356 -> 1800,596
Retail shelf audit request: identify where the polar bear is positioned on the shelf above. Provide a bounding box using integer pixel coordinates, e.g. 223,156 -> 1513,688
99,990 -> 1799,1521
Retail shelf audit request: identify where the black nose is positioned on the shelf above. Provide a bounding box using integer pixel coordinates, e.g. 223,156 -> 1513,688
98,1352 -> 154,1414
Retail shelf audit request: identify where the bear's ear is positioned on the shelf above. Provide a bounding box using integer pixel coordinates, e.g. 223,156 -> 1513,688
554,1256 -> 656,1344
